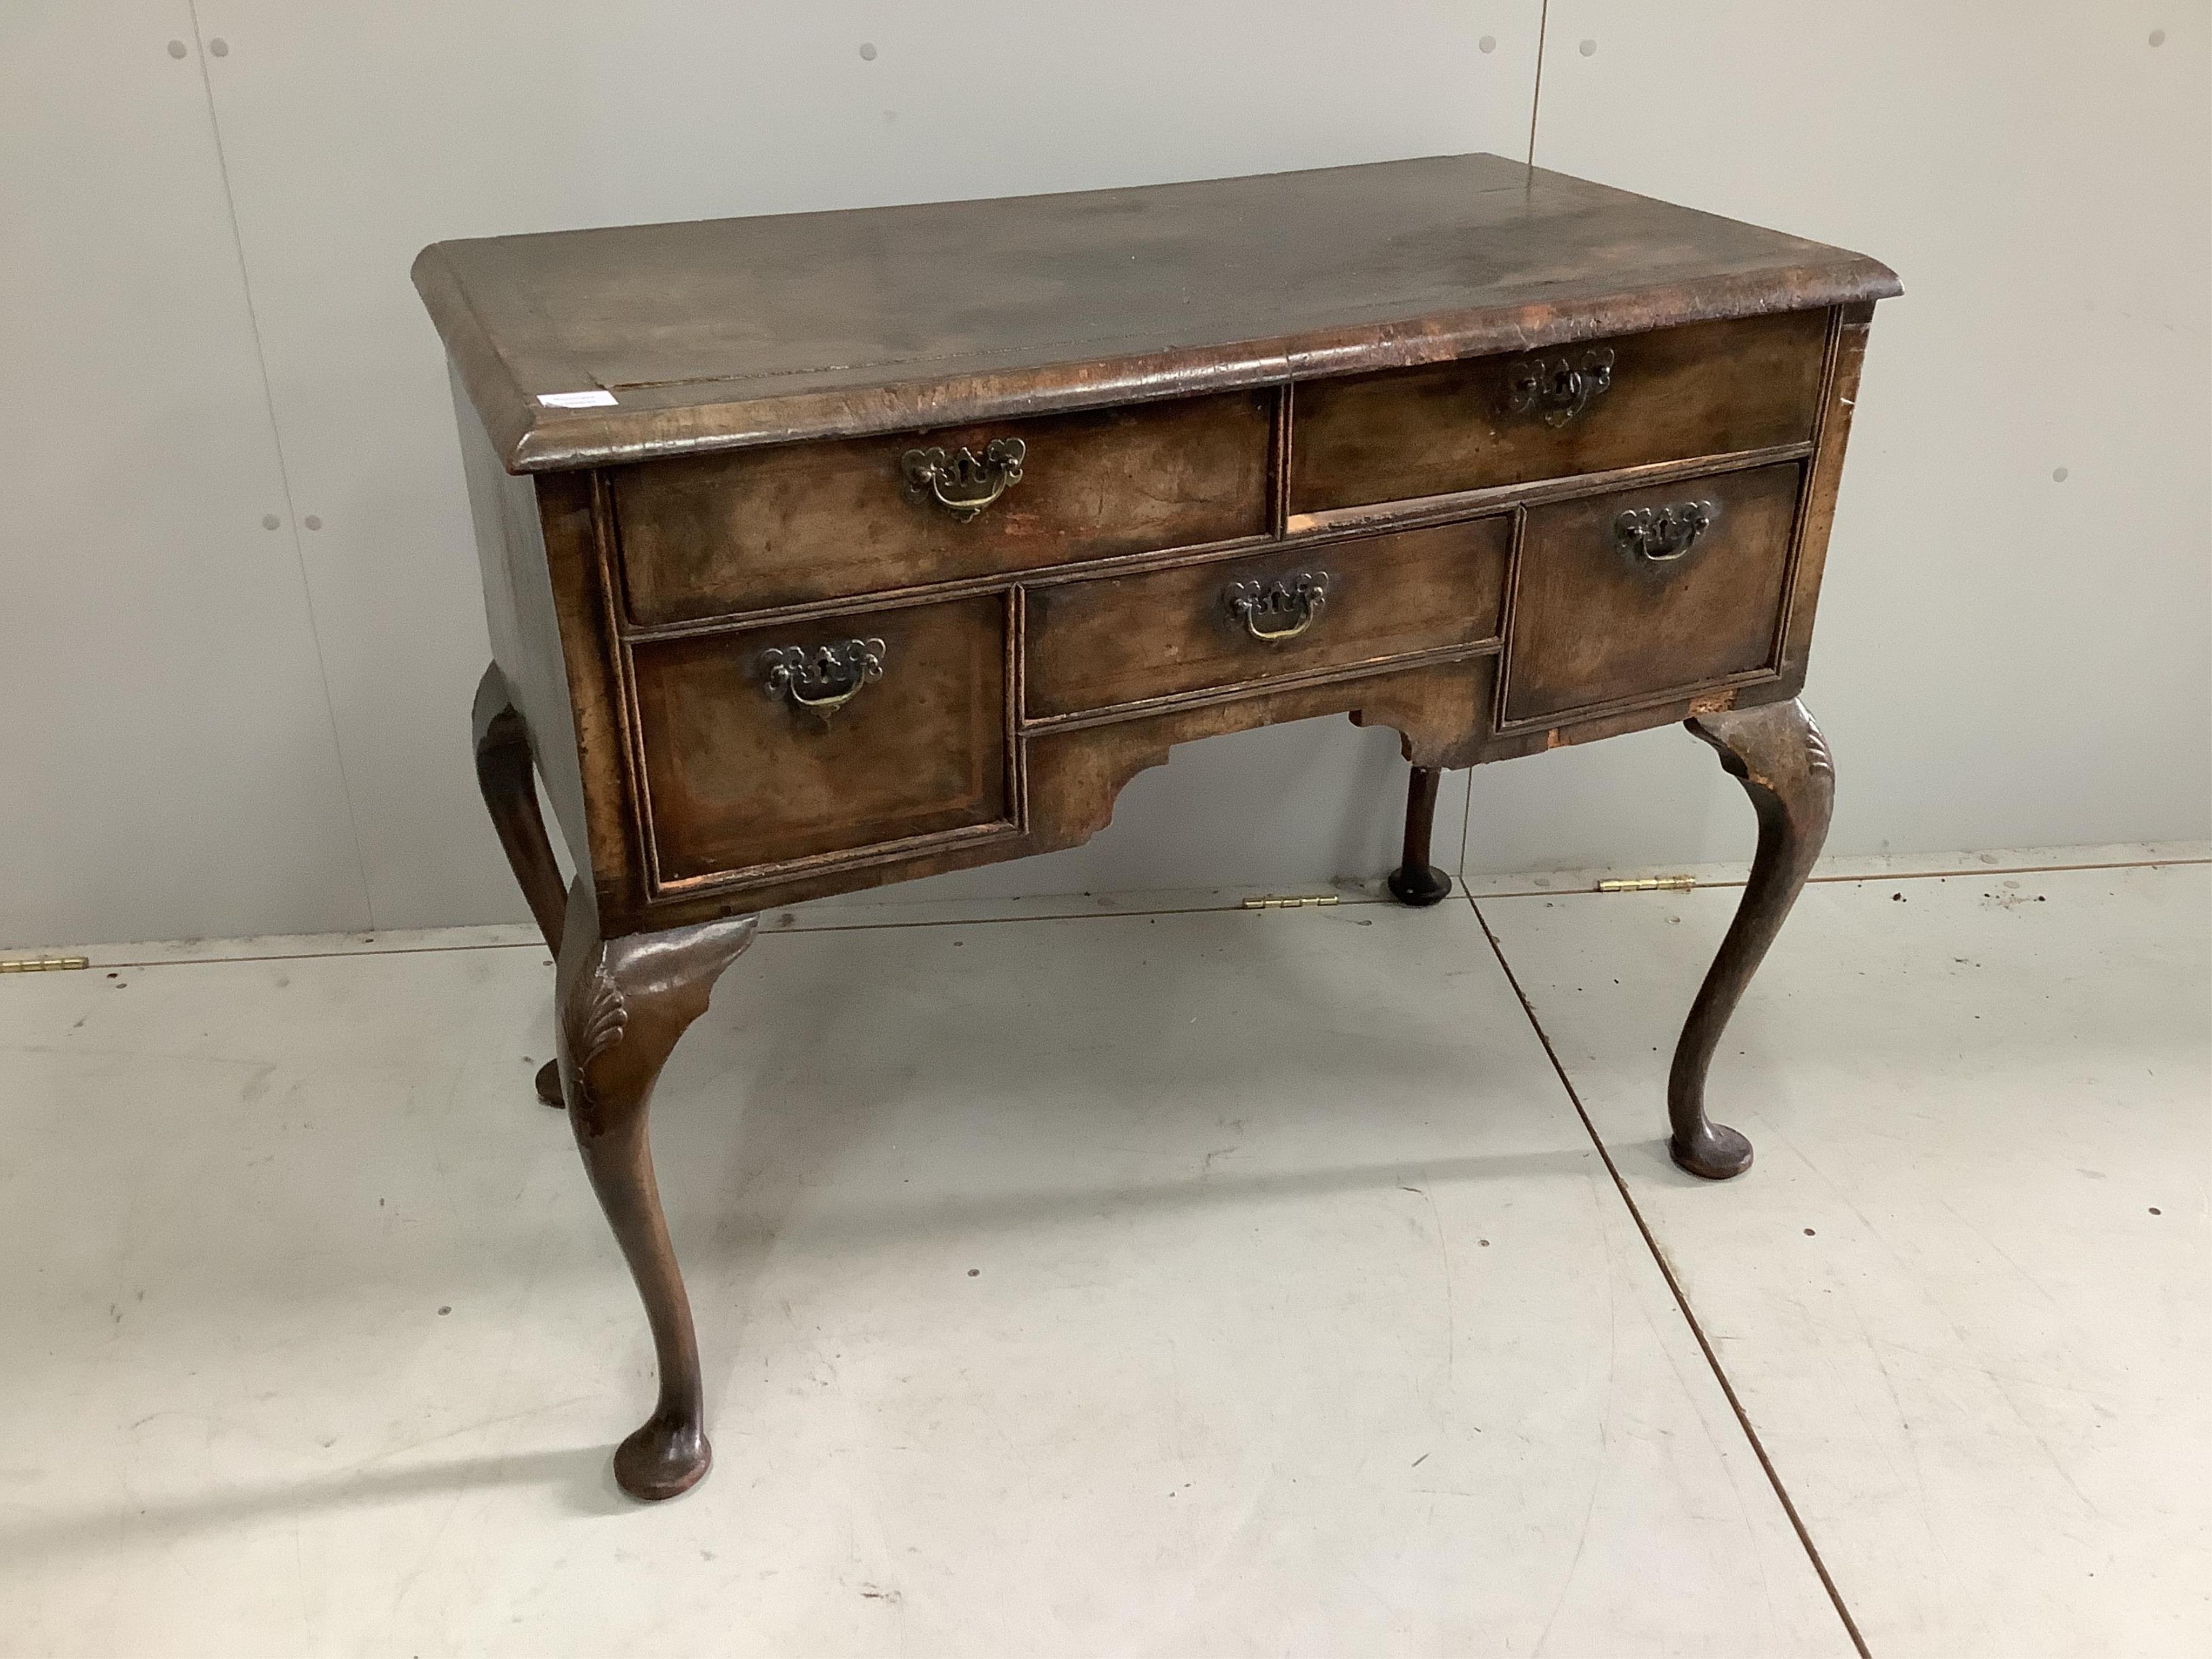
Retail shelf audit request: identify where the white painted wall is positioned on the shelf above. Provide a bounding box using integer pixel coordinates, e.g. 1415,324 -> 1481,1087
4,3 -> 2205,947
3,3 -> 366,947
1466,0 -> 2212,876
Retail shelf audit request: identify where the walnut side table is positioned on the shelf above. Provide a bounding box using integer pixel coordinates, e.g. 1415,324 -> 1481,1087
415,153 -> 1897,1500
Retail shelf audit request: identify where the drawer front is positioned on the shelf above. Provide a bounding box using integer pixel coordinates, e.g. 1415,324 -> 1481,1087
1024,515 -> 1510,719
1502,461 -> 1803,725
631,594 -> 1012,886
613,392 -> 1273,624
1289,310 -> 1827,516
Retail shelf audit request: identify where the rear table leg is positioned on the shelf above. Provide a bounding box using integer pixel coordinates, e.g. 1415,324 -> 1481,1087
471,664 -> 570,1108
1388,765 -> 1454,906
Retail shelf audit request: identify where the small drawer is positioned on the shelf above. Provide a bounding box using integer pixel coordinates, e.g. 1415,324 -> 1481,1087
1289,310 -> 1827,517
630,594 -> 1013,887
1024,515 -> 1510,719
1502,461 -> 1803,725
611,391 -> 1273,624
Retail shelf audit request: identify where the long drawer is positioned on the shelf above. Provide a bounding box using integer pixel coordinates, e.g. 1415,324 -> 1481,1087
611,391 -> 1273,624
1289,310 -> 1827,517
1024,516 -> 1510,719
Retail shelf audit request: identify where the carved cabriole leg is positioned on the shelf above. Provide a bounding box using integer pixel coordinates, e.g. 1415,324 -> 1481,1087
470,664 -> 571,1108
556,878 -> 757,1501
1668,698 -> 1835,1179
1387,765 -> 1455,906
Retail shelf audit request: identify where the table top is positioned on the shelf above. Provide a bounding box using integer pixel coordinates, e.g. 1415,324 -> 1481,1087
415,152 -> 1897,474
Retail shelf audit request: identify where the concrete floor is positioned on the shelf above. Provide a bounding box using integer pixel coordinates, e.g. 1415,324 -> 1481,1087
1,848 -> 2204,1657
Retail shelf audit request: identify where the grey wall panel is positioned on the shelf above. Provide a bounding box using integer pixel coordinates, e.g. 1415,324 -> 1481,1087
1,4 -> 366,947
1465,1 -> 2211,877
21,3 -> 2200,943
190,1 -> 1540,927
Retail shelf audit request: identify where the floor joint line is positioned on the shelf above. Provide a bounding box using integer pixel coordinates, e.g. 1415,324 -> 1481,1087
43,851 -> 2202,974
63,895 -> 1402,970
1462,851 -> 2208,903
1466,890 -> 1874,1659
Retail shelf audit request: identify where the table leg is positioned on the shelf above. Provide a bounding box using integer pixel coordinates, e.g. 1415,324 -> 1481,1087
1667,698 -> 1834,1179
555,880 -> 757,1501
470,664 -> 569,1108
1387,765 -> 1455,906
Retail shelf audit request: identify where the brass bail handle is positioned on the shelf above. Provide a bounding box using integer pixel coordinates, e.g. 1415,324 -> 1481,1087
1615,500 -> 1718,563
760,637 -> 887,719
1226,571 -> 1331,641
901,437 -> 1027,523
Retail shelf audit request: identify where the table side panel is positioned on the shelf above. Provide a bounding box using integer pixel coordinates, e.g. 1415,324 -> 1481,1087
1779,301 -> 1873,685
451,379 -> 582,851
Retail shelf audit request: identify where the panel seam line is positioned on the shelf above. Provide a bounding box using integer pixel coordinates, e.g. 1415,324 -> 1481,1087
1527,0 -> 1550,166
185,3 -> 377,928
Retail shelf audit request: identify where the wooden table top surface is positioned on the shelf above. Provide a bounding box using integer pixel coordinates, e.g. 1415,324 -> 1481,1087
415,152 -> 1897,473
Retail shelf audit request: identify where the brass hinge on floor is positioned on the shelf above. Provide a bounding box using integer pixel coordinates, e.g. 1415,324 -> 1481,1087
1240,894 -> 1342,911
0,955 -> 90,973
1595,876 -> 1697,894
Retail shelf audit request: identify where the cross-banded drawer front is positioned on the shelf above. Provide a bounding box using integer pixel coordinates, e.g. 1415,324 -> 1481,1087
629,594 -> 1014,888
610,391 -> 1273,624
1502,461 -> 1804,725
1023,515 -> 1510,720
1288,310 -> 1827,517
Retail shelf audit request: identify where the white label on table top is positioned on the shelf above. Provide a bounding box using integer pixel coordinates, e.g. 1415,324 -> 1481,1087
536,389 -> 618,408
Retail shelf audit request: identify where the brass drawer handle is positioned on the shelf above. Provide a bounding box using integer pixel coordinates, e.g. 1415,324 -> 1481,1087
1507,347 -> 1615,428
1615,500 -> 1718,563
1226,571 -> 1331,641
901,437 -> 1026,522
760,637 -> 886,719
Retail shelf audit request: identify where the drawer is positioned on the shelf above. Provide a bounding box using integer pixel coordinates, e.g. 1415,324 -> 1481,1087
1502,461 -> 1803,725
1289,310 -> 1827,517
1024,515 -> 1510,719
612,392 -> 1273,624
630,594 -> 1013,886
